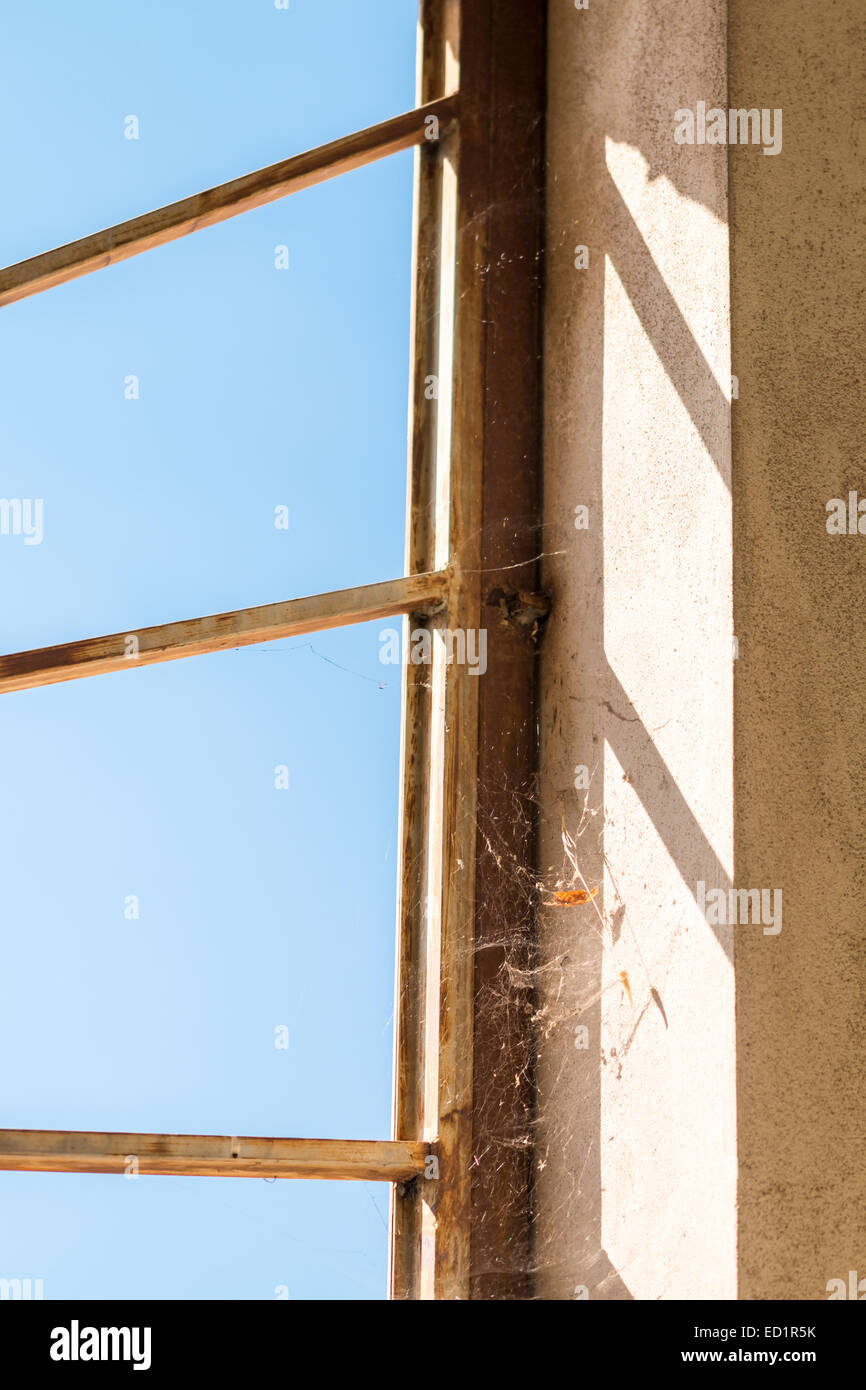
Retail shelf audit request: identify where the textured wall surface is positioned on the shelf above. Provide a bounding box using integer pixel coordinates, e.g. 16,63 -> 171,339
539,0 -> 866,1302
535,0 -> 736,1299
729,0 -> 866,1300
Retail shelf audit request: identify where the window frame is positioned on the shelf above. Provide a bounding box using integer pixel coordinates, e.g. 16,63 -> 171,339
0,0 -> 545,1302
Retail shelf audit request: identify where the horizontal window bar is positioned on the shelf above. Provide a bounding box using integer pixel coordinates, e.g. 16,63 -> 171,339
0,94 -> 458,309
0,1129 -> 429,1182
0,570 -> 449,694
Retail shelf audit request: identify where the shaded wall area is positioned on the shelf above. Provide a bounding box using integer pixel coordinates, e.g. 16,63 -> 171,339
730,0 -> 866,1300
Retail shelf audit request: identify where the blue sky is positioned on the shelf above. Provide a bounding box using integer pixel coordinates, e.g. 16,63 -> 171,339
0,0 -> 417,1299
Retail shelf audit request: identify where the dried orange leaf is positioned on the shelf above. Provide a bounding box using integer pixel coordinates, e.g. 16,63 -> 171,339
553,887 -> 599,905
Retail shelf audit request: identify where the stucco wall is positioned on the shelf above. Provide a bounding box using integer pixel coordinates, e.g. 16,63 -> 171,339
538,0 -> 866,1302
729,0 -> 866,1300
535,0 -> 736,1300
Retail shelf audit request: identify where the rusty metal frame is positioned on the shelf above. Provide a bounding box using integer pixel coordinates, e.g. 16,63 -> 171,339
0,0 -> 545,1301
389,0 -> 545,1301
